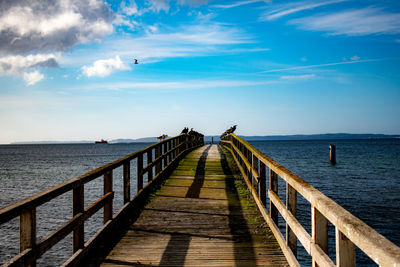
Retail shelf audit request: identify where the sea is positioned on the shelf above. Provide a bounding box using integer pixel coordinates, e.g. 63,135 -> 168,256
0,139 -> 399,266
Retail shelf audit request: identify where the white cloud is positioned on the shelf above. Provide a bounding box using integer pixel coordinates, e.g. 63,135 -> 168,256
280,74 -> 316,79
23,70 -> 44,86
261,0 -> 346,21
0,53 -> 58,86
0,54 -> 58,75
121,1 -> 138,15
289,7 -> 400,36
82,56 -> 130,77
350,55 -> 360,61
145,0 -> 170,13
147,25 -> 159,33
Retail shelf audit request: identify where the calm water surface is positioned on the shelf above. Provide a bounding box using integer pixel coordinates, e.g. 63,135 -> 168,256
0,143 -> 153,266
250,139 -> 400,266
0,140 -> 399,266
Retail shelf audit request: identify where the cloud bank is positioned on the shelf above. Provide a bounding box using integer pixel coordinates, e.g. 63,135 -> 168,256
0,0 -> 116,85
0,0 -> 115,54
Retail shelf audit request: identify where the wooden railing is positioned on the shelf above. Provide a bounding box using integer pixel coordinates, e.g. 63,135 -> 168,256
0,133 -> 203,267
221,134 -> 400,267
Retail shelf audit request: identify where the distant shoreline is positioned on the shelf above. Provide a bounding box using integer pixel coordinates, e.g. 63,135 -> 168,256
6,133 -> 399,145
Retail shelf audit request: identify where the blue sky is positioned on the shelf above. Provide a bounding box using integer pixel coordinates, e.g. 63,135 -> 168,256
0,0 -> 399,143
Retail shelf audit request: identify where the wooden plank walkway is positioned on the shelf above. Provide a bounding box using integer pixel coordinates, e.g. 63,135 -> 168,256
92,145 -> 288,266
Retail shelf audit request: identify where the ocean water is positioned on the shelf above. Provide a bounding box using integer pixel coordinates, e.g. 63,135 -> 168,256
0,140 -> 399,266
250,139 -> 400,266
0,143 -> 153,266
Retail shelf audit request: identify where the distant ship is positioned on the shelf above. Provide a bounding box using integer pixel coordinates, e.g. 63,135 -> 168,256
95,139 -> 108,144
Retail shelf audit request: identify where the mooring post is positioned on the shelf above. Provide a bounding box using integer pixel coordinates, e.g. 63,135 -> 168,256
330,144 -> 336,165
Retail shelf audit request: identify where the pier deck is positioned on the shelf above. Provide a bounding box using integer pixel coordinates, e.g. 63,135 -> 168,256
91,145 -> 287,266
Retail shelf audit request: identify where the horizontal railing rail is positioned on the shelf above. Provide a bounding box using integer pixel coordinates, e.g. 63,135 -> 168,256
221,134 -> 400,267
0,133 -> 204,267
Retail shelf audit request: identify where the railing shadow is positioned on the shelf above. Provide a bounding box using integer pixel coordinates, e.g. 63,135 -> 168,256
218,145 -> 257,266
185,145 -> 211,198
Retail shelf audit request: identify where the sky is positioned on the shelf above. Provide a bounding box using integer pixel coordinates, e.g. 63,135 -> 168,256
0,0 -> 399,143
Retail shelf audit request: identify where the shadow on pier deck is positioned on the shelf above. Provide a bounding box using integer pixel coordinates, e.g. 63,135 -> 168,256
88,145 -> 287,266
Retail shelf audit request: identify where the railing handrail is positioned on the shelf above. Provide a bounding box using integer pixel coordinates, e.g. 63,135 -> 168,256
221,134 -> 400,266
0,133 -> 204,266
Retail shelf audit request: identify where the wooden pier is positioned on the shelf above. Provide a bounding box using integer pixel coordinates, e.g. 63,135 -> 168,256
1,131 -> 400,267
88,145 -> 287,266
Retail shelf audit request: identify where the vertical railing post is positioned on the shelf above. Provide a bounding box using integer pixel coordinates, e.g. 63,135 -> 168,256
163,142 -> 168,167
123,161 -> 130,203
247,149 -> 251,181
259,161 -> 266,206
73,184 -> 84,252
167,140 -> 171,164
336,228 -> 356,267
244,148 -> 248,179
312,207 -> 328,267
104,170 -> 113,223
20,208 -> 36,267
137,153 -> 143,191
286,183 -> 297,256
155,145 -> 161,175
252,154 -> 259,192
269,169 -> 278,225
241,144 -> 245,171
172,139 -> 176,159
147,149 -> 153,181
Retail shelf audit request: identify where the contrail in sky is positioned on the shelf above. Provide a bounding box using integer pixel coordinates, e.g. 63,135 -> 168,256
262,58 -> 384,73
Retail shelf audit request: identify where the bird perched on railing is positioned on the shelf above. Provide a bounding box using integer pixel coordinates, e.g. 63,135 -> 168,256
156,134 -> 168,141
189,129 -> 203,137
220,125 -> 237,140
181,127 -> 189,134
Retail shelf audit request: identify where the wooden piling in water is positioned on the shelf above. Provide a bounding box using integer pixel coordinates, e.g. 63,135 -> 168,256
330,144 -> 336,165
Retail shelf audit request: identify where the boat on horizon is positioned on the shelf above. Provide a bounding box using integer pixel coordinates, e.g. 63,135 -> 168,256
95,139 -> 108,144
